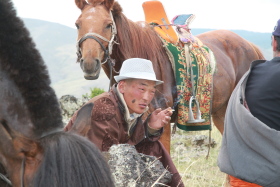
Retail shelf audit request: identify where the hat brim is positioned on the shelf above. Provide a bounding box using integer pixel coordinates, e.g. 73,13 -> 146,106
272,31 -> 280,37
114,75 -> 164,85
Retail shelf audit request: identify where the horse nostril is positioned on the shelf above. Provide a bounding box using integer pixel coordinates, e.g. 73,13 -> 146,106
80,59 -> 84,70
94,59 -> 101,72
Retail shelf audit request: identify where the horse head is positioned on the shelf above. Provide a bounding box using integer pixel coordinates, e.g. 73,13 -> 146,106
0,65 -> 49,186
75,0 -> 119,80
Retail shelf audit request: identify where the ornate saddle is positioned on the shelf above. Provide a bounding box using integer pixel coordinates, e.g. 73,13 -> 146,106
142,1 -> 216,131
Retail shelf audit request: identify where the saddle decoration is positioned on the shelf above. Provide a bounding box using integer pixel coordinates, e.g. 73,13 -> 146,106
143,0 -> 216,131
169,14 -> 216,131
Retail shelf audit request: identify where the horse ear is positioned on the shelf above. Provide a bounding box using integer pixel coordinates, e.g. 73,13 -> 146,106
69,103 -> 94,136
87,0 -> 115,10
75,0 -> 88,10
104,0 -> 115,10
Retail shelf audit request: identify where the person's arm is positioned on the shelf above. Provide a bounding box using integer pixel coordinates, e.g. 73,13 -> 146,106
147,123 -> 163,136
148,107 -> 173,130
142,107 -> 172,141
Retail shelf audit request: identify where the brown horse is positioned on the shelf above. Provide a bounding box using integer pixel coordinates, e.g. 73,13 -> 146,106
0,0 -> 114,186
74,0 -> 264,151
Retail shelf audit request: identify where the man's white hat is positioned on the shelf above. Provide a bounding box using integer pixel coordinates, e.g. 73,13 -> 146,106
114,58 -> 164,85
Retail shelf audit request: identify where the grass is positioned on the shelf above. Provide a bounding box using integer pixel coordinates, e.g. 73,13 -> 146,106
171,125 -> 227,187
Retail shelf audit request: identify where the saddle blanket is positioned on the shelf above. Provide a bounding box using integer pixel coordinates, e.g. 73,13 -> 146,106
161,37 -> 216,131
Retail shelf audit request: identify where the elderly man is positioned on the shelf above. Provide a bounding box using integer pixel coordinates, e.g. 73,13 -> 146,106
65,58 -> 184,187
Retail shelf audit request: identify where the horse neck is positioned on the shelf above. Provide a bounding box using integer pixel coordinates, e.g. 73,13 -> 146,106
109,13 -> 172,74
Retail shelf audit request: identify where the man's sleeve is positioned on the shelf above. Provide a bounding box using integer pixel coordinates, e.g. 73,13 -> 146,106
143,114 -> 163,141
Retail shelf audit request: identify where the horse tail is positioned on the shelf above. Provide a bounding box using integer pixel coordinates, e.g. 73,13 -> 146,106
33,132 -> 115,187
249,42 -> 265,60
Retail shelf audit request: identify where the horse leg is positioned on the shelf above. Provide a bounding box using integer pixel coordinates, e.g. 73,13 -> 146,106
159,122 -> 171,153
211,102 -> 228,134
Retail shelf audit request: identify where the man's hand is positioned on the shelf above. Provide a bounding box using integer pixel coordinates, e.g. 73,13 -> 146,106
148,107 -> 173,130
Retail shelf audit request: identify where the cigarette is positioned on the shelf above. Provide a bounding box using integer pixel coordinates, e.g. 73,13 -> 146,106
168,108 -> 175,112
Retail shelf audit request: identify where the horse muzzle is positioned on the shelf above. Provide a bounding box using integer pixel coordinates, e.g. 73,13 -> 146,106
80,58 -> 101,80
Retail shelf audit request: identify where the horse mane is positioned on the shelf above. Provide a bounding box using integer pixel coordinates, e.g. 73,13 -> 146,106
110,2 -> 171,79
33,132 -> 114,187
0,0 -> 63,137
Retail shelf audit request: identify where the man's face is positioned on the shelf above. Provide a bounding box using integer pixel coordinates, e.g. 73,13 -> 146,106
118,79 -> 156,114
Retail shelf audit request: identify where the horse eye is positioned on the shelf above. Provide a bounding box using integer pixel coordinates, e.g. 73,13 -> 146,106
106,23 -> 112,29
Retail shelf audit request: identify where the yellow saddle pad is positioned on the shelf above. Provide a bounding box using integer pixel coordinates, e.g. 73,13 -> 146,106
142,1 -> 179,44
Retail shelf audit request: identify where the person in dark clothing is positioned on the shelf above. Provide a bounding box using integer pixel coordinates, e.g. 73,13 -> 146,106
245,19 -> 280,130
218,19 -> 280,187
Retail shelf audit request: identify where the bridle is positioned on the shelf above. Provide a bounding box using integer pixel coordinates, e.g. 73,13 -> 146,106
0,120 -> 62,187
0,159 -> 24,187
20,158 -> 25,187
76,11 -> 119,89
0,173 -> 12,186
0,120 -> 26,187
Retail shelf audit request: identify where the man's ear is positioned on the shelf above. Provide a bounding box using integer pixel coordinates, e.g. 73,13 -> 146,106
118,81 -> 125,94
272,36 -> 277,51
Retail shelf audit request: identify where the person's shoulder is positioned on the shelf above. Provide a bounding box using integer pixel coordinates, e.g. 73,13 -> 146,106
251,59 -> 266,66
91,93 -> 117,121
86,91 -> 112,104
90,91 -> 117,105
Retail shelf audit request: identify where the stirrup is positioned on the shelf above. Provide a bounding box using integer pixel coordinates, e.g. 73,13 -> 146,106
187,96 -> 205,123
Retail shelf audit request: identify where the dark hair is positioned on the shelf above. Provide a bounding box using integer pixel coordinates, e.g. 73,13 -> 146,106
33,132 -> 115,187
274,35 -> 280,51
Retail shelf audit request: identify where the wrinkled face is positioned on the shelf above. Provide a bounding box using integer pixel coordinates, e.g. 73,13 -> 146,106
118,79 -> 156,114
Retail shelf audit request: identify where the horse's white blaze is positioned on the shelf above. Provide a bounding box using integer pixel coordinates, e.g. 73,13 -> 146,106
86,16 -> 94,20
88,7 -> 96,13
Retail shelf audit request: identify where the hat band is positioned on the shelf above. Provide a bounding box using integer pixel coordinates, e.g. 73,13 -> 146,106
121,72 -> 157,79
114,71 -> 163,85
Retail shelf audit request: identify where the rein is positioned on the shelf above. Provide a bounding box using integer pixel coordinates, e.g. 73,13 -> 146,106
0,158 -> 25,187
0,173 -> 12,186
76,33 -> 110,64
0,119 -> 62,187
20,158 -> 25,187
76,11 -> 119,89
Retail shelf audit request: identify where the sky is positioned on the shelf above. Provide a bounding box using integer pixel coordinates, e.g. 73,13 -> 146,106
11,0 -> 280,33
